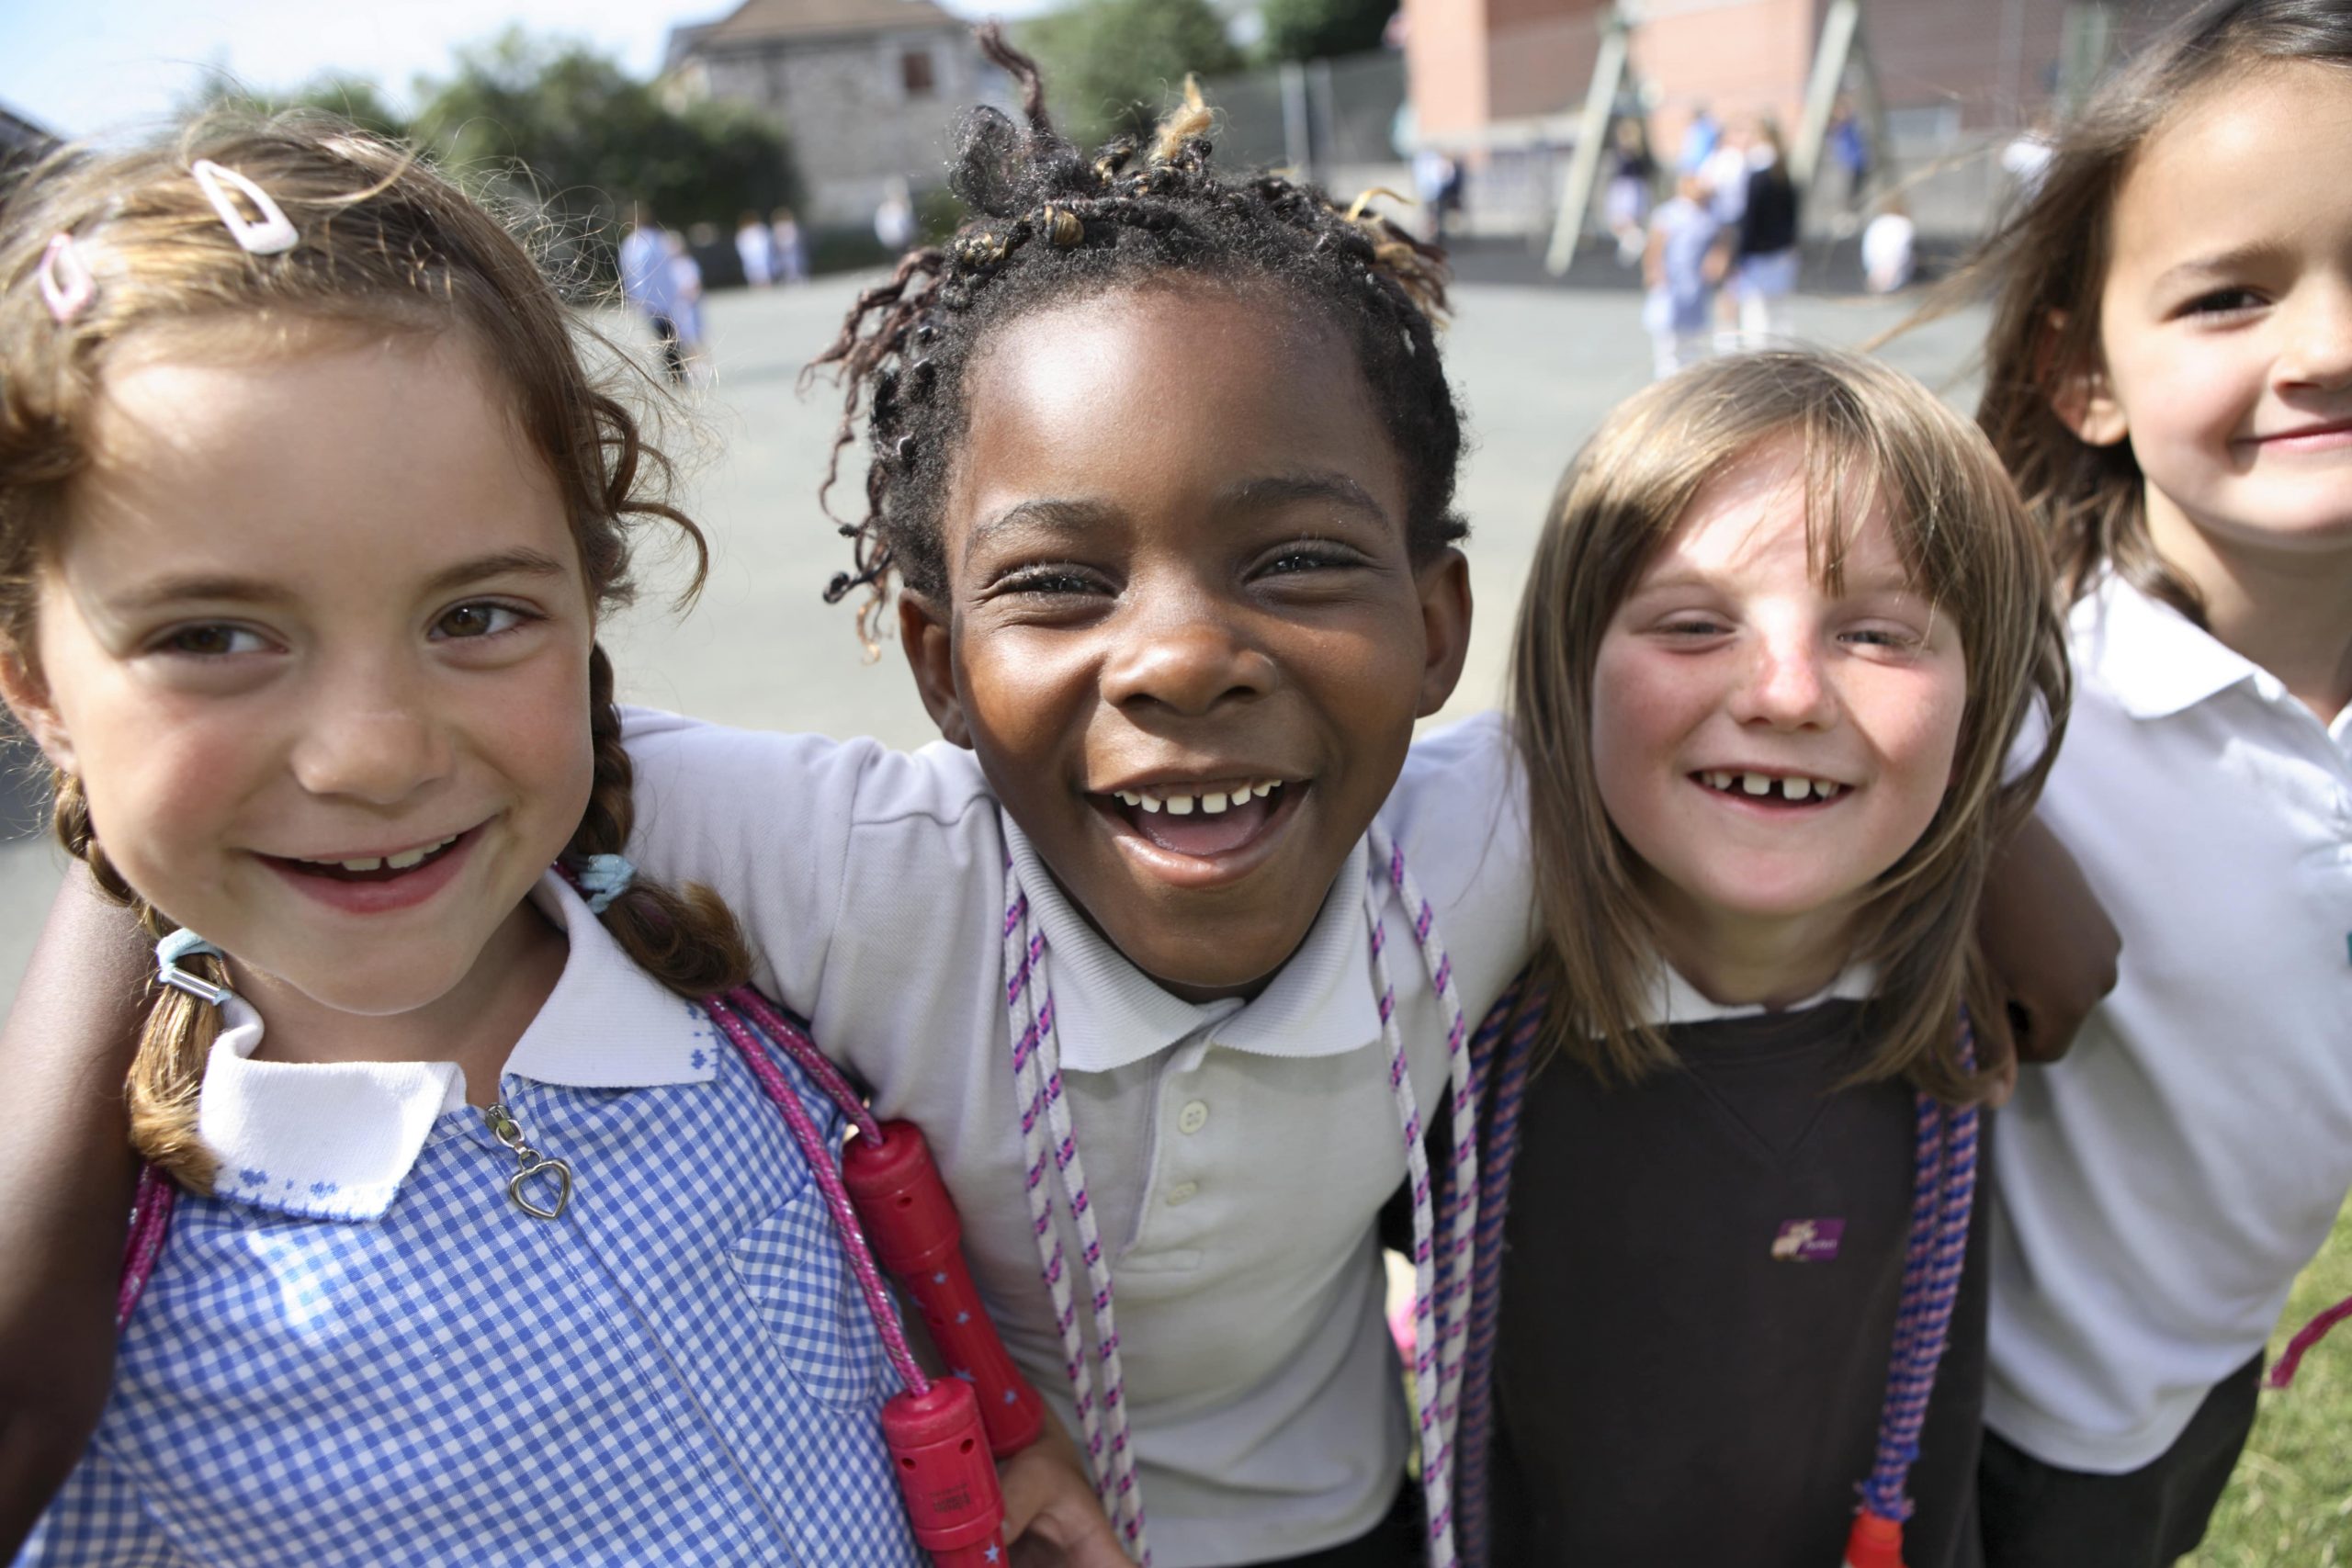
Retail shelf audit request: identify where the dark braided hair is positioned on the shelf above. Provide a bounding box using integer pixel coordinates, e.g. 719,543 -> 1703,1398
807,27 -> 1468,640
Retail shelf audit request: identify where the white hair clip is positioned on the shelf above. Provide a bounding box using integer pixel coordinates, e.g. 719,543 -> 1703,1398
38,232 -> 95,323
190,159 -> 298,256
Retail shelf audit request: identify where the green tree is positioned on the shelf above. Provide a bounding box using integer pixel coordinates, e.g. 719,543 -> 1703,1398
1022,0 -> 1244,148
410,29 -> 800,242
178,71 -> 412,141
1257,0 -> 1396,63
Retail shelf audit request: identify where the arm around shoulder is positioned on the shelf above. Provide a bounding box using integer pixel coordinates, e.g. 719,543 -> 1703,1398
1976,812 -> 2120,1067
0,864 -> 148,1558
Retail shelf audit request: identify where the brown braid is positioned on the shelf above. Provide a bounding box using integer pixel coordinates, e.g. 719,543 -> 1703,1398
51,773 -> 227,1190
802,24 -> 1466,646
567,645 -> 751,998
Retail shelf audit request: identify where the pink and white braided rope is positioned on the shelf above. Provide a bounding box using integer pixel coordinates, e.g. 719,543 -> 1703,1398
1003,823 -> 1476,1568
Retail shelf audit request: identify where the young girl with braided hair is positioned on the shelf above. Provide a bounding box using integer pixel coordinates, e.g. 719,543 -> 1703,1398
614,31 -> 1527,1566
0,119 -> 980,1565
1463,350 -> 2068,1568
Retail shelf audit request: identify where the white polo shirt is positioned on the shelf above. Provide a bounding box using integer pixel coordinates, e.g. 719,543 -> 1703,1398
1985,578 -> 2352,1472
622,710 -> 1534,1565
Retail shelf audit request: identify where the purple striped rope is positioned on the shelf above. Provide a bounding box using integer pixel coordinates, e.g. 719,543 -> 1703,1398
703,990 -> 932,1397
1450,974 -> 1544,1568
1372,828 -> 1481,1467
1002,863 -> 1151,1564
1359,821 -> 1477,1568
1002,825 -> 1476,1568
1858,1010 -> 1980,1528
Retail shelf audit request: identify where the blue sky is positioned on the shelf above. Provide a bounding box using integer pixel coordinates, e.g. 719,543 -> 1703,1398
1,0 -> 1058,138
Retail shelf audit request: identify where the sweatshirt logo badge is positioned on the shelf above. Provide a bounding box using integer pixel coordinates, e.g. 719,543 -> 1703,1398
1771,1217 -> 1845,1262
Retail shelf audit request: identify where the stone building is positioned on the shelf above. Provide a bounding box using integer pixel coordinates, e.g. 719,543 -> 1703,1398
663,0 -> 993,225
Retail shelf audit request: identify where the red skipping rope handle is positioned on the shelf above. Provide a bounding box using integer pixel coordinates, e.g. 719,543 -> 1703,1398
845,1118 -> 1049,1460
886,1376 -> 1012,1564
1843,1509 -> 1906,1568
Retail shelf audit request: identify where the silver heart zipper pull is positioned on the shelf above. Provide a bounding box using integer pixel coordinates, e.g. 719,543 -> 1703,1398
483,1100 -> 574,1221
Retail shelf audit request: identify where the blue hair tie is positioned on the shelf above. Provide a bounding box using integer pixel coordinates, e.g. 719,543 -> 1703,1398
576,853 -> 636,915
155,927 -> 231,1007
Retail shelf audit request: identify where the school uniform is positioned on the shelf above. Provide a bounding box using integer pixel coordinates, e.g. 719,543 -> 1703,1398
1486,971 -> 1987,1568
622,710 -> 1536,1566
21,876 -> 923,1568
1980,577 -> 2352,1567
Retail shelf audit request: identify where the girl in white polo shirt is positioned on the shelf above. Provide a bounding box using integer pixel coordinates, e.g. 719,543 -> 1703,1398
1936,2 -> 2352,1562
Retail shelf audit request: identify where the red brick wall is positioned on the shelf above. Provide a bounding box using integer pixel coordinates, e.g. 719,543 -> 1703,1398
1630,0 -> 1818,158
1489,7 -> 1606,121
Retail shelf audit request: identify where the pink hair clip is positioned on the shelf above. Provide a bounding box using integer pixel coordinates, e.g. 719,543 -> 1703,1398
190,159 -> 298,255
38,232 -> 95,323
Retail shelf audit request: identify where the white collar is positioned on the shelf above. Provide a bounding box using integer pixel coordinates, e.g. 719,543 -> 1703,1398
2076,573 -> 2352,743
2073,575 -> 2261,722
1639,961 -> 1878,1029
198,874 -> 715,1221
1001,814 -> 1385,1074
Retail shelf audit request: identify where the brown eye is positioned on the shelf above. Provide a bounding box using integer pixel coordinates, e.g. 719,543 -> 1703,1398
433,603 -> 526,639
157,624 -> 266,657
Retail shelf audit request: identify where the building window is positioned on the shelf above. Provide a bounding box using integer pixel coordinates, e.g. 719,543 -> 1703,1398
901,48 -> 936,98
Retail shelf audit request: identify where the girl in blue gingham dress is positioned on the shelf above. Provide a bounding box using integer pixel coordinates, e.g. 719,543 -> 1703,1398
0,122 -> 926,1565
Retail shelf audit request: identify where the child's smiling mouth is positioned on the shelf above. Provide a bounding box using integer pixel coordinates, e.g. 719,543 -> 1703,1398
254,824 -> 485,913
1091,776 -> 1306,869
1691,770 -> 1852,807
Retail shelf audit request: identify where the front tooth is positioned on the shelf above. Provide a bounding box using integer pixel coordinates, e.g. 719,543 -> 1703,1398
1139,795 -> 1163,813
1257,781 -> 1278,798
1706,772 -> 1732,791
1741,773 -> 1771,795
1781,777 -> 1812,802
1202,791 -> 1229,814
339,857 -> 384,872
1117,791 -> 1141,807
1165,795 -> 1195,815
386,847 -> 429,870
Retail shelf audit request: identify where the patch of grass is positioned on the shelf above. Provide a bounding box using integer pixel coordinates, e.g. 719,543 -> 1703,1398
2191,1198 -> 2352,1567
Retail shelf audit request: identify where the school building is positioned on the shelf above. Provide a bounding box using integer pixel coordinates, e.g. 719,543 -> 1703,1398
1396,0 -> 2185,237
661,0 -> 992,226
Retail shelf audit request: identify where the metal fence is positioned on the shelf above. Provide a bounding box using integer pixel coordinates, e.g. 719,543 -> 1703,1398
1197,50 -> 1412,207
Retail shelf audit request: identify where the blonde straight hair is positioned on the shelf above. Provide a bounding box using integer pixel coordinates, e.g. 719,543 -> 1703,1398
1507,350 -> 2069,1102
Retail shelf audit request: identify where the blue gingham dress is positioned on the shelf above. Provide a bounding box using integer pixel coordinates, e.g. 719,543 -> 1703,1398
20,879 -> 925,1567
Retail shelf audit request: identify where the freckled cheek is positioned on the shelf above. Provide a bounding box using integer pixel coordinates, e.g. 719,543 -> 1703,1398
1589,645 -> 1696,782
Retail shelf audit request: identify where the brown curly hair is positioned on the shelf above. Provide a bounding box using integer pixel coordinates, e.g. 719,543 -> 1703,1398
0,114 -> 750,1190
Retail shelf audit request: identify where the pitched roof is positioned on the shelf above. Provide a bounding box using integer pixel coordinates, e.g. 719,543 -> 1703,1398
684,0 -> 961,48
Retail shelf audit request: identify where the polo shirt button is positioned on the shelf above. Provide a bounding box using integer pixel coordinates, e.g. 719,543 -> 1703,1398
1177,1100 -> 1210,1135
1166,1180 -> 1200,1206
